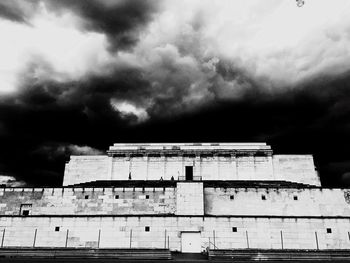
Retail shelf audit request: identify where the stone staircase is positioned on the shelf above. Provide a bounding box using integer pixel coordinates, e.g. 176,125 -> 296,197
0,248 -> 172,260
208,249 -> 350,261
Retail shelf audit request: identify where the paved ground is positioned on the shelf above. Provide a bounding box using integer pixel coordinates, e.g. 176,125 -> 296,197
1,253 -> 350,263
2,259 -> 350,263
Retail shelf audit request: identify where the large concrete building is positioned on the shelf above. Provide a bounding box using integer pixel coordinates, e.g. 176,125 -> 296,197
0,143 -> 350,253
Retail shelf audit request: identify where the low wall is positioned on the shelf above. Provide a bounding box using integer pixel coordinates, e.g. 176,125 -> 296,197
205,187 -> 350,216
0,187 -> 176,216
1,186 -> 350,217
0,216 -> 349,250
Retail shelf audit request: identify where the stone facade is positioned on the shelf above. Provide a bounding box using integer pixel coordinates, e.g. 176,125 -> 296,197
63,143 -> 319,186
0,185 -> 350,217
0,142 -> 347,252
0,216 -> 350,250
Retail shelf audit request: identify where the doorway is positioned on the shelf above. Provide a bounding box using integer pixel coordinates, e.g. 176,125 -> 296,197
181,232 -> 201,253
185,166 -> 193,181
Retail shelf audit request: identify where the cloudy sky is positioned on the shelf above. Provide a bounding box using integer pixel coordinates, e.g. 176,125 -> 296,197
1,0 -> 350,186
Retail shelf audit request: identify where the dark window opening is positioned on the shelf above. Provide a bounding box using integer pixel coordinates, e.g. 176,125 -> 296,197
327,228 -> 332,233
146,195 -> 150,199
85,195 -> 89,199
115,195 -> 119,199
185,166 -> 193,181
145,226 -> 150,232
20,204 -> 32,216
293,195 -> 298,200
261,195 -> 266,200
22,210 -> 29,216
232,227 -> 237,232
230,195 -> 234,200
55,226 -> 60,232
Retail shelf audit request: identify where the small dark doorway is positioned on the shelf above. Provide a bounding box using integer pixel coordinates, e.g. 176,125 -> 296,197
185,166 -> 193,181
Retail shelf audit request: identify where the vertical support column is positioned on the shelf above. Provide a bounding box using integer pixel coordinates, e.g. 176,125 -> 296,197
246,230 -> 249,249
129,229 -> 132,248
97,229 -> 101,248
146,155 -> 149,180
33,229 -> 37,248
213,230 -> 216,249
164,229 -> 167,248
280,230 -> 284,249
216,154 -> 220,180
176,182 -> 204,215
65,229 -> 69,248
109,156 -> 113,180
1,229 -> 5,248
315,231 -> 319,250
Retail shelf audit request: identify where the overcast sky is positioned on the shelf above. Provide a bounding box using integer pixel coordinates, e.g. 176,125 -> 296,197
1,0 -> 350,186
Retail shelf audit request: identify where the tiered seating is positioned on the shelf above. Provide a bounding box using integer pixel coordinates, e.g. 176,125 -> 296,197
0,248 -> 172,260
208,249 -> 350,261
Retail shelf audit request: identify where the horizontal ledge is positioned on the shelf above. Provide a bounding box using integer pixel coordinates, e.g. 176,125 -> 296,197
0,215 -> 349,219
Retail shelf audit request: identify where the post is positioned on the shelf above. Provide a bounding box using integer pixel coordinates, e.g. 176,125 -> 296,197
33,229 -> 37,248
164,229 -> 167,248
280,230 -> 284,249
167,236 -> 170,249
213,230 -> 216,249
97,229 -> 101,248
65,229 -> 69,248
348,232 -> 350,242
315,231 -> 319,250
1,229 -> 5,248
246,230 -> 249,249
130,229 -> 132,248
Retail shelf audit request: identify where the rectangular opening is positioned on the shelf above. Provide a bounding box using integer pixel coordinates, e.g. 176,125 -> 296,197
327,228 -> 332,233
55,226 -> 60,232
145,195 -> 150,199
232,227 -> 237,232
85,195 -> 89,199
293,195 -> 298,200
145,226 -> 150,232
230,195 -> 234,200
185,166 -> 193,181
261,195 -> 266,200
181,232 -> 201,253
115,195 -> 119,199
22,210 -> 29,216
20,204 -> 32,216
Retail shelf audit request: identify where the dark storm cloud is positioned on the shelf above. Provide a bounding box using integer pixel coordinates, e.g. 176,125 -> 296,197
1,0 -> 350,187
0,0 -> 159,50
0,1 -> 28,23
2,59 -> 350,186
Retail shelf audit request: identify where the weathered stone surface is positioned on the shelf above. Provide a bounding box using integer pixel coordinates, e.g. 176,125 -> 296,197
63,143 -> 319,186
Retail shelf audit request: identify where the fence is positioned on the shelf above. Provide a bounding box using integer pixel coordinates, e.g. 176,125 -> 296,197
0,227 -> 350,250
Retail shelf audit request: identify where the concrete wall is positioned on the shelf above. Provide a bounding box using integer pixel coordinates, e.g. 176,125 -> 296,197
176,183 -> 203,215
273,155 -> 319,186
1,186 -> 350,217
205,188 -> 350,217
0,216 -> 349,250
0,187 -> 176,216
63,154 -> 319,186
63,156 -> 110,186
